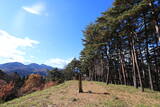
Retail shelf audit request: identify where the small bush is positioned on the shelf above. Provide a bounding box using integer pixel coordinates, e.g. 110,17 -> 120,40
0,81 -> 16,101
43,81 -> 57,89
0,80 -> 7,89
20,74 -> 44,95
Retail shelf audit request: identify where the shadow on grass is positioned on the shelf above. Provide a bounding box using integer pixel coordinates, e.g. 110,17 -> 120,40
81,91 -> 110,95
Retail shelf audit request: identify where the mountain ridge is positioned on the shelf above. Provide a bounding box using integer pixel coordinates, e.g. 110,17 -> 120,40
0,62 -> 54,77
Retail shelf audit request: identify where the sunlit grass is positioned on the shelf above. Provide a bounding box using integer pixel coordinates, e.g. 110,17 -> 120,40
0,80 -> 160,107
0,81 -> 70,107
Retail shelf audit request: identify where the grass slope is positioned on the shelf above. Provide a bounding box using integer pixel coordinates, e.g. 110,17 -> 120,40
0,81 -> 160,107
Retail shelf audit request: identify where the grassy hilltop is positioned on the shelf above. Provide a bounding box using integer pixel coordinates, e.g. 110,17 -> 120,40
1,81 -> 160,107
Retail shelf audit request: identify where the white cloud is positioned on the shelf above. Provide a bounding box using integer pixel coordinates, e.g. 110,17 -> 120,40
44,58 -> 73,69
0,29 -> 39,63
22,2 -> 46,15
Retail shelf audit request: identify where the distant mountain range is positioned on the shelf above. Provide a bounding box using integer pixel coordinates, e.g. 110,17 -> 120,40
0,62 -> 54,77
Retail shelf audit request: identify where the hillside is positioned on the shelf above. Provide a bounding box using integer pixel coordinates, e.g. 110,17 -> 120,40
1,81 -> 160,107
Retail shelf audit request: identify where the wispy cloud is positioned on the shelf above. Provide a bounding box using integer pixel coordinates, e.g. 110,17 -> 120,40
22,2 -> 47,15
44,58 -> 73,68
0,29 -> 39,63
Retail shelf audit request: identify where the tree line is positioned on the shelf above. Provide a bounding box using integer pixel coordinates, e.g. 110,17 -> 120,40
80,0 -> 160,91
0,68 -> 66,103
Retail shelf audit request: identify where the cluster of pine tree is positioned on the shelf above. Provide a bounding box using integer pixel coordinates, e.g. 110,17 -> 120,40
80,0 -> 160,91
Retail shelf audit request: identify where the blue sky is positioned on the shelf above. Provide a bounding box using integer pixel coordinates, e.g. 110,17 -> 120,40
0,0 -> 114,68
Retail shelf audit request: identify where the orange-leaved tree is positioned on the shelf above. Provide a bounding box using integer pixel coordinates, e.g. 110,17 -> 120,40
20,74 -> 44,95
0,81 -> 16,101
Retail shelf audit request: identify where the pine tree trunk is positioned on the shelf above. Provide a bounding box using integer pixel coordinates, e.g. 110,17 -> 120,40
132,32 -> 144,92
153,47 -> 159,90
131,49 -> 138,88
118,68 -> 123,85
143,12 -> 154,90
134,49 -> 144,92
139,47 -> 146,88
106,63 -> 110,84
119,51 -> 127,85
146,37 -> 154,90
129,36 -> 138,88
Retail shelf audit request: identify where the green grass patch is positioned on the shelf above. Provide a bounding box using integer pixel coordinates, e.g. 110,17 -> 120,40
0,81 -> 71,107
136,104 -> 160,107
135,104 -> 150,107
102,99 -> 128,107
95,81 -> 140,93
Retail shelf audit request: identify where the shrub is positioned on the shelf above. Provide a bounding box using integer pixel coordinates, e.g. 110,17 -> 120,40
0,80 -> 7,89
20,74 -> 44,95
43,81 -> 57,89
46,68 -> 65,83
0,81 -> 16,101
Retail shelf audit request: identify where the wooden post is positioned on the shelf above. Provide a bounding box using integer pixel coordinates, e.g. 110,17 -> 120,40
79,73 -> 83,93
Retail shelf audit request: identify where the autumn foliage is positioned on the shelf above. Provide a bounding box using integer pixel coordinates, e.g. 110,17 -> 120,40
0,81 -> 15,101
0,70 -> 61,103
43,81 -> 57,89
20,74 -> 44,95
0,80 -> 7,89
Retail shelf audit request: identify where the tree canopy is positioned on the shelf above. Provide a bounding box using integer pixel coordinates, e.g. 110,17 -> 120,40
80,0 -> 160,91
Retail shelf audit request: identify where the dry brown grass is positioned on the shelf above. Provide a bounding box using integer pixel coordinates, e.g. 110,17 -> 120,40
1,80 -> 160,107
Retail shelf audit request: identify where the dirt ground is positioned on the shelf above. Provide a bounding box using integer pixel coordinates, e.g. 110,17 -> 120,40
45,81 -> 160,107
47,81 -> 110,107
